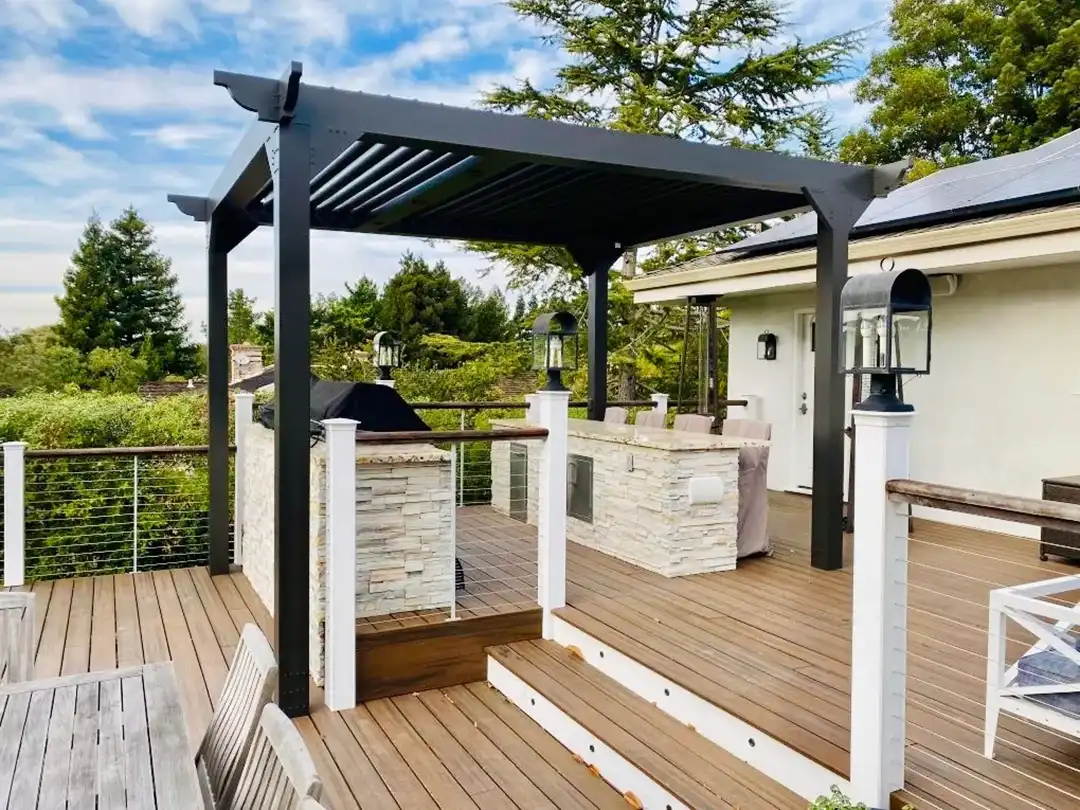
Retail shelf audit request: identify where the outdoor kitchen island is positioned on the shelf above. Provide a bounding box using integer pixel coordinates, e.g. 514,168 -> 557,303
491,417 -> 765,576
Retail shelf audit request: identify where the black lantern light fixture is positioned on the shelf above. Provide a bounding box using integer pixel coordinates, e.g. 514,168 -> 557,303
840,268 -> 932,412
532,311 -> 579,391
757,331 -> 777,361
372,331 -> 403,382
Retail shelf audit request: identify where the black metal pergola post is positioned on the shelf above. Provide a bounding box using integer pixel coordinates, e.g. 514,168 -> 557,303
169,61 -> 904,715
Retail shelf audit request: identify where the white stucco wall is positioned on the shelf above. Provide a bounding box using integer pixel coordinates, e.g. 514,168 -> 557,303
727,263 -> 1080,538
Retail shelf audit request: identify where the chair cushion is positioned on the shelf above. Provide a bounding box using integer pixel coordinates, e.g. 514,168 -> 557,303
1016,634 -> 1080,715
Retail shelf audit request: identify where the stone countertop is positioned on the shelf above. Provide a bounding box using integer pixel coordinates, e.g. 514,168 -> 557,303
310,437 -> 450,465
490,418 -> 767,452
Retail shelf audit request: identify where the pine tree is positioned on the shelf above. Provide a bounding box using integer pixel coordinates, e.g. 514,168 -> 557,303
56,208 -> 197,380
227,289 -> 260,345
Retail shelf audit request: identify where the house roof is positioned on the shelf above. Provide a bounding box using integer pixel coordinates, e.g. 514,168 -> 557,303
705,129 -> 1080,264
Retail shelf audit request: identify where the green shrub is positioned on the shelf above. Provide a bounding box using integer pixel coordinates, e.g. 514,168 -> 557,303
0,391 -> 212,581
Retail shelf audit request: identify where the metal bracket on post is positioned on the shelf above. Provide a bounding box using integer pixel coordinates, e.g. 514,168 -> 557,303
535,388 -> 570,638
323,418 -> 358,712
3,442 -> 26,588
849,409 -> 912,808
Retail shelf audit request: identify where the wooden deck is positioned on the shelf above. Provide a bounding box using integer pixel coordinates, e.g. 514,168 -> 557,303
8,494 -> 1080,809
558,492 -> 1080,810
5,567 -> 623,810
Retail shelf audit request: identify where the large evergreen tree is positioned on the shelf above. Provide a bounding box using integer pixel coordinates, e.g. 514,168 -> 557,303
839,0 -> 1080,179
469,0 -> 861,292
56,209 -> 197,379
379,253 -> 471,355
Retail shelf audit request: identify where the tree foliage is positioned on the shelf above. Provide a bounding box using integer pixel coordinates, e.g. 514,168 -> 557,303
378,252 -> 472,353
468,0 -> 860,292
227,288 -> 261,346
55,209 -> 198,380
839,0 -> 1080,174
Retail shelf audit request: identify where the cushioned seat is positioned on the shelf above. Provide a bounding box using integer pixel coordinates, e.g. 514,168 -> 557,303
1016,634 -> 1080,715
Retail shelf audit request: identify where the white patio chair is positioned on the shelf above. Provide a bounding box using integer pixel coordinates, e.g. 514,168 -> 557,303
298,799 -> 330,810
196,623 -> 279,809
0,592 -> 35,685
673,413 -> 713,434
985,575 -> 1080,758
229,704 -> 324,809
604,406 -> 629,424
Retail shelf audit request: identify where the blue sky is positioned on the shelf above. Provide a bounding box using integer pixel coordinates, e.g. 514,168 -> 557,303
0,0 -> 891,334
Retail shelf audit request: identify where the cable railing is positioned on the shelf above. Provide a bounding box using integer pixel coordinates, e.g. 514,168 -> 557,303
2,445 -> 233,583
349,426 -> 548,630
884,479 -> 1080,809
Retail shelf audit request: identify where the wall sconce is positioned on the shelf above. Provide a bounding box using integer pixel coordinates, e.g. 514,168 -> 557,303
757,332 -> 777,361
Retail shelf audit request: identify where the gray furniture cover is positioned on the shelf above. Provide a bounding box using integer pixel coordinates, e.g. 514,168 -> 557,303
604,407 -> 629,424
673,413 -> 713,433
721,418 -> 773,558
635,410 -> 665,428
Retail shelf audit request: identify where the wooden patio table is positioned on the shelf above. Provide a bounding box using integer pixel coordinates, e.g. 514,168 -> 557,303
0,662 -> 202,809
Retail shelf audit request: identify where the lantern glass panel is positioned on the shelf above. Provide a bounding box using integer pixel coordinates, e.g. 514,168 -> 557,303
841,306 -> 887,373
532,335 -> 548,370
892,310 -> 930,373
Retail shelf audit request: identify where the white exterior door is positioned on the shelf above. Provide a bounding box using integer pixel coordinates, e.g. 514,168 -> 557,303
792,312 -> 815,490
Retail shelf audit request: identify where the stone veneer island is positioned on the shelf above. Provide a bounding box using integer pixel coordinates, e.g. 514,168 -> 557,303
490,417 -> 765,577
241,424 -> 454,685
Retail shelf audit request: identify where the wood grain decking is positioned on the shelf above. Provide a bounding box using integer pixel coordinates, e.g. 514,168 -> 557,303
4,568 -> 623,810
558,492 -> 1080,810
8,494 -> 1080,810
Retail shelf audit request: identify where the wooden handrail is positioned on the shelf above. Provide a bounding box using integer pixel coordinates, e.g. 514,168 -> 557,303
353,427 -> 549,445
24,444 -> 236,459
886,479 -> 1080,533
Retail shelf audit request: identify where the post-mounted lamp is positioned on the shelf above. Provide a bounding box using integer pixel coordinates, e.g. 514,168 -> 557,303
532,311 -> 579,391
840,268 -> 932,411
372,331 -> 403,387
757,331 -> 777,361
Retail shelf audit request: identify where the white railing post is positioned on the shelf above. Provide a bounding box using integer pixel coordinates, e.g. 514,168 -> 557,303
850,409 -> 913,808
233,391 -> 254,566
524,394 -> 538,426
3,442 -> 26,588
650,393 -> 669,418
374,377 -> 395,388
535,388 -> 570,639
132,456 -> 139,573
322,417 -> 358,711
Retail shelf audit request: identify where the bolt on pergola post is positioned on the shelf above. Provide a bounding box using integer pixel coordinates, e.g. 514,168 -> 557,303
168,60 -> 906,716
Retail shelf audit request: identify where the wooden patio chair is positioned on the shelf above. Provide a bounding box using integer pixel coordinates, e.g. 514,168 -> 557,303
604,406 -> 628,424
196,623 -> 279,809
0,592 -> 35,685
229,704 -> 324,809
673,413 -> 713,434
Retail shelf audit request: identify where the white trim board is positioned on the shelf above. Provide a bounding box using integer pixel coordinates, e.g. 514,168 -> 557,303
486,657 -> 690,810
551,614 -> 851,803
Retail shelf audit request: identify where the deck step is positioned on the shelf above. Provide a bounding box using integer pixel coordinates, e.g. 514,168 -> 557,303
487,640 -> 806,810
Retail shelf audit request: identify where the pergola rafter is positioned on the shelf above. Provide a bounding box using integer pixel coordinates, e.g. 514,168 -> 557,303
168,61 -> 907,717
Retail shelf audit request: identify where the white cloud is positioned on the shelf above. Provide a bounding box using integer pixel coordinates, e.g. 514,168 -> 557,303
138,123 -> 238,149
98,0 -> 199,38
0,0 -> 86,35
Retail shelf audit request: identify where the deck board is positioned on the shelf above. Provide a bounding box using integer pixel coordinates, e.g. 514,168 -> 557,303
11,495 -> 1080,809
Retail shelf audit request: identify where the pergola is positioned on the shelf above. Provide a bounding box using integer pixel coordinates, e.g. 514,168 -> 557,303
169,62 -> 906,716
